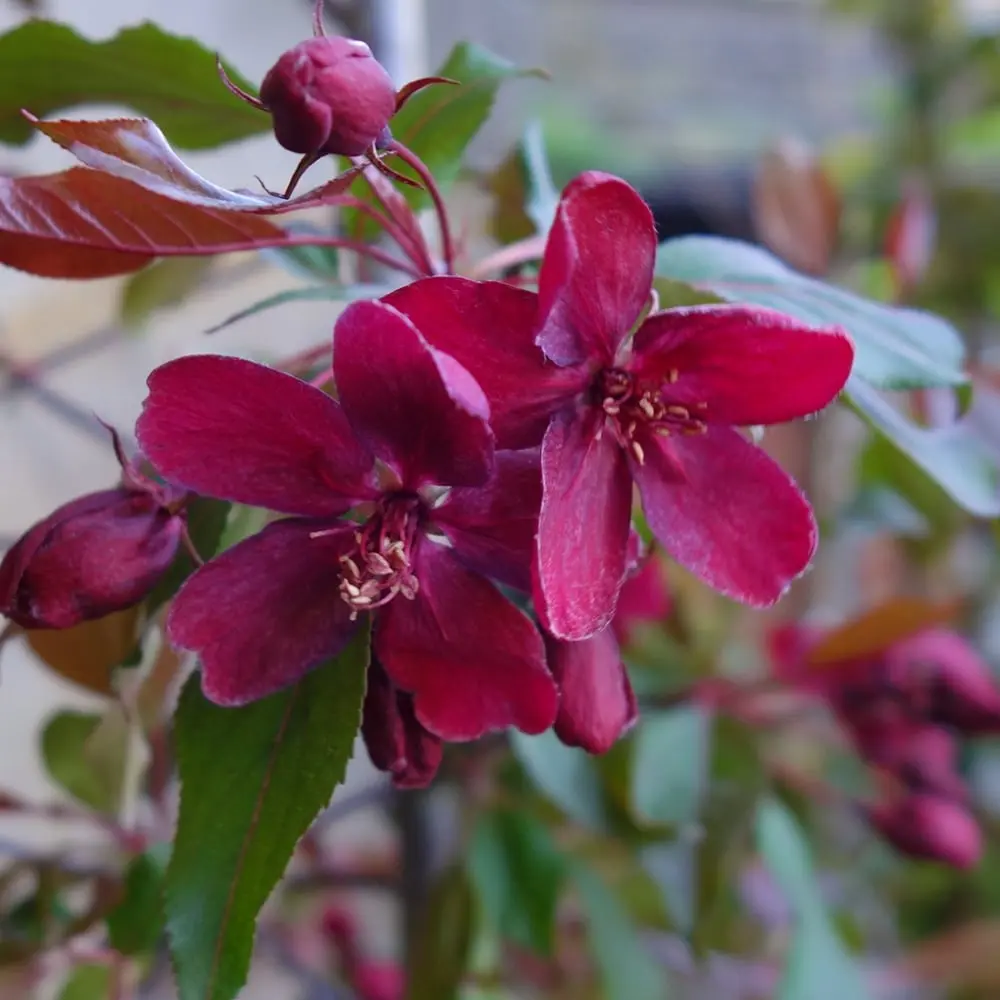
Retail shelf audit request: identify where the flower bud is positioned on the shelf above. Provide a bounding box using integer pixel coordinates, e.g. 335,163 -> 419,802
362,658 -> 442,788
852,722 -> 966,801
868,794 -> 982,869
0,487 -> 185,629
259,37 -> 397,157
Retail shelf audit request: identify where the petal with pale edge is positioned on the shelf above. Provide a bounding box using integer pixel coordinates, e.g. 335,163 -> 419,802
537,172 -> 656,367
334,299 -> 494,488
374,537 -> 556,741
546,628 -> 637,754
362,658 -> 443,788
633,425 -> 816,607
631,306 -> 854,425
384,276 -> 585,449
433,449 -> 541,592
137,355 -> 375,516
535,406 -> 634,640
167,519 -> 360,705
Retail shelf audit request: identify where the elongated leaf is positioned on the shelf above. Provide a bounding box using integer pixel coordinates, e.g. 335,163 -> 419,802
206,283 -> 388,335
0,21 -> 266,149
469,810 -> 565,955
164,626 -> 369,1000
756,799 -> 872,1000
0,117 -> 359,278
108,845 -> 170,955
509,730 -> 606,829
408,865 -> 476,1000
572,863 -> 669,1000
655,235 -> 966,390
631,706 -> 711,829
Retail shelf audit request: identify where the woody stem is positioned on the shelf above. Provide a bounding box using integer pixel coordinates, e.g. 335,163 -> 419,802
387,139 -> 456,273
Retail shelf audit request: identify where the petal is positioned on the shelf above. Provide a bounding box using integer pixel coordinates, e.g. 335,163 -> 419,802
537,172 -> 656,367
334,299 -> 494,487
633,425 -> 816,607
535,406 -> 634,640
631,306 -> 854,425
613,551 -> 673,646
433,448 -> 541,592
167,518 -> 360,705
137,355 -> 375,516
546,628 -> 637,754
362,658 -> 443,788
384,276 -> 585,449
374,537 -> 556,741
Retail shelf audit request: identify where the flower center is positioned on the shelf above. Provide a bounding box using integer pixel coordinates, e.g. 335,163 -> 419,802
596,367 -> 708,465
337,495 -> 421,619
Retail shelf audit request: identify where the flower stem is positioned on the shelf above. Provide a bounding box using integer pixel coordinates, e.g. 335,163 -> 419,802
387,140 -> 455,273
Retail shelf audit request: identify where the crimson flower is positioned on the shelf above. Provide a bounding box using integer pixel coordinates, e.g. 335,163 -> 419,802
0,431 -> 186,629
385,172 -> 854,639
135,303 -> 556,745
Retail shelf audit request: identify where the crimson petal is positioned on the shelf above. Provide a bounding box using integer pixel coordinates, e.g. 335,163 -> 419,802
633,425 -> 816,607
137,355 -> 375,516
631,306 -> 854,425
334,299 -> 494,488
167,518 -> 360,705
433,448 -> 541,592
535,406 -> 634,640
537,172 -> 656,367
374,537 -> 556,741
546,628 -> 637,754
384,276 -> 586,449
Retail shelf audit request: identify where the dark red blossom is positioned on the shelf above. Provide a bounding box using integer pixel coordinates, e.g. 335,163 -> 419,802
386,172 -> 854,639
135,304 -> 557,744
0,434 -> 186,629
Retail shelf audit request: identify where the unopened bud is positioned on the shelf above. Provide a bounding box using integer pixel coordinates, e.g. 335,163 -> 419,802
868,794 -> 982,869
354,960 -> 404,1000
260,36 -> 397,158
0,487 -> 184,629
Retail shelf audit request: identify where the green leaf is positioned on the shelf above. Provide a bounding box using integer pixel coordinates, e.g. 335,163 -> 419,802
408,865 -> 476,1000
206,283 -> 388,335
108,844 -> 171,955
655,235 -> 967,390
57,964 -> 111,1000
262,237 -> 340,282
120,257 -> 214,330
0,21 -> 267,149
40,708 -> 128,814
848,379 -> 1000,517
631,705 -> 711,828
164,626 -> 370,1000
520,120 -> 559,235
216,505 -> 271,553
468,809 -> 565,955
756,799 -> 872,1000
571,863 -> 669,1000
146,497 -> 232,615
509,729 -> 606,829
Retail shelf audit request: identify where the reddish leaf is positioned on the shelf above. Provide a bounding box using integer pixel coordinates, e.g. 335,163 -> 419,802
806,597 -> 960,668
0,116 -> 360,278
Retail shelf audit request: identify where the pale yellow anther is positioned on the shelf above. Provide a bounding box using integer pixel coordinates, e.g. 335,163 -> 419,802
656,427 -> 672,437
638,396 -> 656,418
668,368 -> 679,383
667,405 -> 690,419
351,594 -> 374,606
630,440 -> 646,465
343,581 -> 362,598
340,555 -> 361,580
368,552 -> 393,575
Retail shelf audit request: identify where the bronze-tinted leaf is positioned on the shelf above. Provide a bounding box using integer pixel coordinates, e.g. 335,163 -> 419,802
26,606 -> 141,694
752,137 -> 840,277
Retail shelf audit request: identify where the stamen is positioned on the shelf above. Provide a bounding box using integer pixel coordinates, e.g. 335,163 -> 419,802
368,552 -> 393,576
343,582 -> 362,598
667,405 -> 690,419
630,440 -> 646,465
638,396 -> 656,418
668,369 -> 679,384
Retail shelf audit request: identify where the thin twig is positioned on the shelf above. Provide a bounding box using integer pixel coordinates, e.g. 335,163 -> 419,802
387,140 -> 456,273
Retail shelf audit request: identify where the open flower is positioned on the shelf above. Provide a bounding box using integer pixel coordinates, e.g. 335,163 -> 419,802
135,302 -> 556,744
385,172 -> 854,639
0,430 -> 186,629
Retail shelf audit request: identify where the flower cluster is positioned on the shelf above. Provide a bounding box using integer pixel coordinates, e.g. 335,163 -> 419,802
772,623 -> 1000,868
1,168 -> 852,786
